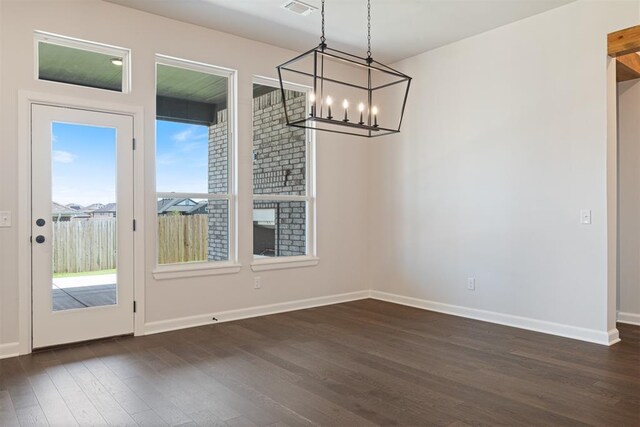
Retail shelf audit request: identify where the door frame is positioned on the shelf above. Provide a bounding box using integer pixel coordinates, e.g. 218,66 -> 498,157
18,91 -> 145,355
606,25 -> 640,338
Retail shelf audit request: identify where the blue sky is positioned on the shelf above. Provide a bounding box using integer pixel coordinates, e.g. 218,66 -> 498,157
52,120 -> 208,206
155,120 -> 208,194
52,122 -> 116,206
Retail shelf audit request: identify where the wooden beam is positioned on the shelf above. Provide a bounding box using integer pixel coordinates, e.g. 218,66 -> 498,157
616,52 -> 640,82
608,25 -> 640,57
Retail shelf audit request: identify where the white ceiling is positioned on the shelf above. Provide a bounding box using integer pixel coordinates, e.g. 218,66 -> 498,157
105,0 -> 576,63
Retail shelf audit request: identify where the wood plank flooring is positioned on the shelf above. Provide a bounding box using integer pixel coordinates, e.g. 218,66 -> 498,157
1,299 -> 639,426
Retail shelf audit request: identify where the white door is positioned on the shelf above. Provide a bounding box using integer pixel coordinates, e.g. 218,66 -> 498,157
32,104 -> 135,349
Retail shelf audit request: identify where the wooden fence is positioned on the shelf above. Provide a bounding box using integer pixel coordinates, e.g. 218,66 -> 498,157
53,219 -> 116,274
158,214 -> 208,264
53,214 -> 208,273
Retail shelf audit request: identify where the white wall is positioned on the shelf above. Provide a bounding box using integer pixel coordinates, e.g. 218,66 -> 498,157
369,0 -> 639,340
1,0 -> 638,352
617,79 -> 640,324
0,0 -> 370,350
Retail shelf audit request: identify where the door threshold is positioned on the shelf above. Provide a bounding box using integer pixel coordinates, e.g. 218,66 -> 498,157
32,333 -> 134,353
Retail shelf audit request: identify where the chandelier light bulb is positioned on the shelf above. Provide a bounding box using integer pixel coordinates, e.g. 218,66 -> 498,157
309,92 -> 316,117
342,99 -> 349,122
326,96 -> 333,106
358,102 -> 365,125
326,96 -> 333,119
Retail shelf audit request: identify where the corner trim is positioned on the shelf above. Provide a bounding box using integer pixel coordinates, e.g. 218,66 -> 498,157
370,291 -> 617,346
0,342 -> 20,360
617,311 -> 640,326
144,290 -> 370,335
607,328 -> 621,345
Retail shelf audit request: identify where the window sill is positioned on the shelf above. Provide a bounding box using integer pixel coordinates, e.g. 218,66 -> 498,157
250,256 -> 319,272
152,262 -> 242,280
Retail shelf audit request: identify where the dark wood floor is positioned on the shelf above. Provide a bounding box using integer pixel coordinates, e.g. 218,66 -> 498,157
1,299 -> 638,426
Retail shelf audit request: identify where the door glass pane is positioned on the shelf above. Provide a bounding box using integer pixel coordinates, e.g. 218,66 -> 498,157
51,122 -> 117,311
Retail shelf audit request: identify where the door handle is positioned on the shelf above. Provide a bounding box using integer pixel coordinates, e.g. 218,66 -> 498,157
35,235 -> 45,244
36,218 -> 46,227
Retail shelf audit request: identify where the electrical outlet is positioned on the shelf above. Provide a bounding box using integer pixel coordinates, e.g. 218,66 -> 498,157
467,277 -> 476,291
580,209 -> 592,225
0,211 -> 11,227
254,276 -> 261,289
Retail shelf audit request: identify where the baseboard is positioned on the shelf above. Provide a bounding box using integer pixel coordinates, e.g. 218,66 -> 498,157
617,311 -> 640,326
607,328 -> 621,345
370,291 -> 615,346
0,342 -> 20,360
144,290 -> 371,335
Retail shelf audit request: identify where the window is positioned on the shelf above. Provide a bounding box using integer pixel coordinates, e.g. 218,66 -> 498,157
35,31 -> 130,92
252,78 -> 315,264
155,56 -> 235,269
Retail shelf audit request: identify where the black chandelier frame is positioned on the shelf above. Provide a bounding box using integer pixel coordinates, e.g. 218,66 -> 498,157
276,0 -> 412,138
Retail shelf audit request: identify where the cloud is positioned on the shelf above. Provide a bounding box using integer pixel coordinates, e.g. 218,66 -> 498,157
52,150 -> 77,163
171,127 -> 208,144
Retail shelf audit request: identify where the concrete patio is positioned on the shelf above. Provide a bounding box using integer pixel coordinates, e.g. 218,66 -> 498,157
52,274 -> 116,311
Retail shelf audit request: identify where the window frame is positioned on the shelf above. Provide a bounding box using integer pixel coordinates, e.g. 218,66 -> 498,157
250,76 -> 317,271
153,55 -> 239,279
34,31 -> 131,93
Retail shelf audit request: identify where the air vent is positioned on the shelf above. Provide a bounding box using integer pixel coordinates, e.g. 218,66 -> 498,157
282,0 -> 316,16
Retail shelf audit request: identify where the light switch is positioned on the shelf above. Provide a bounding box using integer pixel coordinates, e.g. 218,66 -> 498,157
580,209 -> 591,225
0,211 -> 11,227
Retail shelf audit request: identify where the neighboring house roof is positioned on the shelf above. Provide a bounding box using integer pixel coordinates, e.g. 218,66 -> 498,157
157,198 -> 208,215
186,201 -> 208,215
85,203 -> 106,211
66,203 -> 84,211
92,203 -> 117,214
52,202 -> 81,216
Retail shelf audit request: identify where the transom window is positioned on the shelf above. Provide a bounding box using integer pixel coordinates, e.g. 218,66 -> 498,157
35,31 -> 130,93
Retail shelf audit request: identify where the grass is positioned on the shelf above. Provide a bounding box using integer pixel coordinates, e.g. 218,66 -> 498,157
53,269 -> 116,278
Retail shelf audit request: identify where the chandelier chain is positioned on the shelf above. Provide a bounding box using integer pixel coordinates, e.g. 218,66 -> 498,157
367,0 -> 371,58
320,0 -> 326,44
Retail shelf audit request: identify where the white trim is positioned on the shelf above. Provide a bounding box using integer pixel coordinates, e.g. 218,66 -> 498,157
18,90 -> 145,354
617,311 -> 640,326
252,194 -> 311,202
607,328 -> 621,346
153,262 -> 242,280
156,192 -> 231,200
156,54 -> 235,78
154,55 -> 238,269
144,290 -> 369,335
369,291 -> 619,346
34,31 -> 131,94
252,75 -> 317,259
251,256 -> 319,271
0,342 -> 20,360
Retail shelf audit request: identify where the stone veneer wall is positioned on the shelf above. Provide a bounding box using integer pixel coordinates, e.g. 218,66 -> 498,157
207,89 -> 307,260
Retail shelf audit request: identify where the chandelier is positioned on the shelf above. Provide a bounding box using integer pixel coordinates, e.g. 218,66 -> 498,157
277,0 -> 412,138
